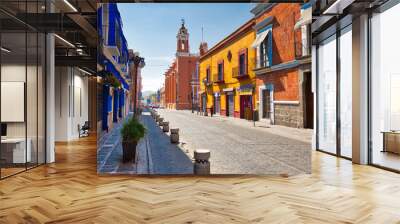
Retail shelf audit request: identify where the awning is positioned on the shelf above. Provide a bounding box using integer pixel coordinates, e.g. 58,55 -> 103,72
294,4 -> 312,30
237,84 -> 254,95
251,29 -> 270,49
222,87 -> 233,92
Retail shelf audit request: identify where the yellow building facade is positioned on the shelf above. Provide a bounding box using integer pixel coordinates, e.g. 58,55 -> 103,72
199,19 -> 256,119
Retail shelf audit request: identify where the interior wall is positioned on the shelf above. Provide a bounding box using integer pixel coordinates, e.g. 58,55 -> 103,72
55,66 -> 89,141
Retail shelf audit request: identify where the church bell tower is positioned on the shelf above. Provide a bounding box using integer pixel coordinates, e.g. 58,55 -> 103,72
176,19 -> 189,56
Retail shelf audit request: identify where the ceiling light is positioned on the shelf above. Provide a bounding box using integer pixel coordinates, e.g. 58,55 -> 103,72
1,47 -> 11,53
323,0 -> 355,15
78,68 -> 92,76
54,34 -> 75,48
63,0 -> 78,12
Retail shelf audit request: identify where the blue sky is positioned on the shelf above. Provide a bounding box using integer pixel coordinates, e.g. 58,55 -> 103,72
118,3 -> 255,92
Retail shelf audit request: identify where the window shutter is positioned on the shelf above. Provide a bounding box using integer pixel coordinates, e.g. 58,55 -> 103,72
268,30 -> 273,67
245,48 -> 248,75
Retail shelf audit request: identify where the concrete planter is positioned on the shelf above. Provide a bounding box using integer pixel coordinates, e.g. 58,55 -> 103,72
194,149 -> 210,175
170,128 -> 179,143
158,118 -> 164,126
162,122 -> 169,132
122,140 -> 137,163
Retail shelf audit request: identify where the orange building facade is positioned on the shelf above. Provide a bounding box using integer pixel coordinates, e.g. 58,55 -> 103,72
251,3 -> 312,128
164,21 -> 199,110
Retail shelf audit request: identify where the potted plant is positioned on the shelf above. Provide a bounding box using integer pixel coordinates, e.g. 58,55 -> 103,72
120,117 -> 146,162
102,72 -> 121,89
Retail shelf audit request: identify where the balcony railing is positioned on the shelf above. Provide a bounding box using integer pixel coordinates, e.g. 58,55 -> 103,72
232,66 -> 248,79
212,73 -> 224,83
202,78 -> 212,87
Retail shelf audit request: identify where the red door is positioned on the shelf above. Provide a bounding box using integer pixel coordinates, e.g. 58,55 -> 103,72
240,95 -> 252,119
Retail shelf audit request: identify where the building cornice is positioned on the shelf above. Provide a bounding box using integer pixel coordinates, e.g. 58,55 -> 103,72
254,57 -> 311,75
199,18 -> 255,62
250,3 -> 276,18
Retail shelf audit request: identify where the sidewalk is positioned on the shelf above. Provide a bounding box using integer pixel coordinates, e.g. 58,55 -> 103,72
97,114 -> 150,174
97,112 -> 193,175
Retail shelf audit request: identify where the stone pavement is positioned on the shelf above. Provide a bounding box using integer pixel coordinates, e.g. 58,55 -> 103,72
141,112 -> 193,174
157,109 -> 312,175
97,112 -> 193,175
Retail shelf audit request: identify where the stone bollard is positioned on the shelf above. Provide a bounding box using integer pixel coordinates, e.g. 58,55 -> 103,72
194,149 -> 210,175
162,121 -> 169,132
155,115 -> 160,122
170,128 -> 179,144
158,118 -> 164,126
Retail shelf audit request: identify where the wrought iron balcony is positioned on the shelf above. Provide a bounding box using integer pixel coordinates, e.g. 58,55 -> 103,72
202,78 -> 212,87
232,66 -> 248,79
212,73 -> 224,83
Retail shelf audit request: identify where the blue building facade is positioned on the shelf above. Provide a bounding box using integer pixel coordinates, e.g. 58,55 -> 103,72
98,3 -> 130,132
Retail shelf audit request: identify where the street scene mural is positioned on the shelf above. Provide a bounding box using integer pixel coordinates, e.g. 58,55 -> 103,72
97,3 -> 313,175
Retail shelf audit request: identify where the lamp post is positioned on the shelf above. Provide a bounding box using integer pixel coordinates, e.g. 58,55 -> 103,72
131,54 -> 145,117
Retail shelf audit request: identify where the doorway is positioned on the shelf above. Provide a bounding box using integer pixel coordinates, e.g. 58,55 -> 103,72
304,71 -> 314,129
202,94 -> 207,114
240,95 -> 252,120
262,89 -> 271,119
214,95 -> 220,114
226,93 -> 234,117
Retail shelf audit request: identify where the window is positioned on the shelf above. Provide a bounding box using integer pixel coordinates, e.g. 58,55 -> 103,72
259,32 -> 272,67
217,61 -> 224,81
239,49 -> 247,76
206,67 -> 210,82
317,35 -> 337,155
370,4 -> 400,171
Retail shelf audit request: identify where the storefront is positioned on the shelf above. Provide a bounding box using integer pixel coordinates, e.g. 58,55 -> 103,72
315,25 -> 352,158
370,2 -> 400,171
237,84 -> 254,120
312,0 -> 400,172
222,88 -> 234,117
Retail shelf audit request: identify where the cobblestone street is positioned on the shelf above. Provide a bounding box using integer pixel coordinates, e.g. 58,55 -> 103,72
157,109 -> 312,175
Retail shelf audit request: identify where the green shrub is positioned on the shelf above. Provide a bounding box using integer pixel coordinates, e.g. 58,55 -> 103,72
103,72 -> 121,89
121,117 -> 146,142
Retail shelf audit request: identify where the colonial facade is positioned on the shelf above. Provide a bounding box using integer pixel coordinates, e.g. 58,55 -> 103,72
199,19 -> 257,120
251,3 -> 312,128
98,3 -> 132,133
163,21 -> 199,110
164,61 -> 177,109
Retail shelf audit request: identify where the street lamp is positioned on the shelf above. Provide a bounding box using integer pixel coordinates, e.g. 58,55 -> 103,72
131,54 -> 145,117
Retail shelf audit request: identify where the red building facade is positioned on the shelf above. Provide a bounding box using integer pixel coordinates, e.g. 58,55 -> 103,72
163,21 -> 199,110
164,62 -> 177,109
